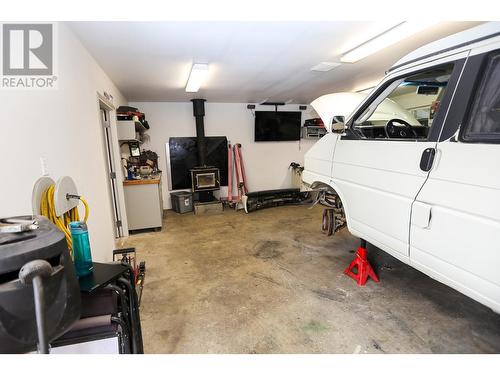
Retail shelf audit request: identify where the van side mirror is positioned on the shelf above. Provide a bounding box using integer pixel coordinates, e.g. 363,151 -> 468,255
331,122 -> 345,133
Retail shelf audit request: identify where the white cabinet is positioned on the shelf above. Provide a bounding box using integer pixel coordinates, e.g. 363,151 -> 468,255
117,120 -> 147,141
123,177 -> 163,231
117,120 -> 137,141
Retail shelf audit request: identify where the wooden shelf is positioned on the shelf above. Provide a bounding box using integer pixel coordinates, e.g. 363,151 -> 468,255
123,177 -> 161,186
119,139 -> 143,144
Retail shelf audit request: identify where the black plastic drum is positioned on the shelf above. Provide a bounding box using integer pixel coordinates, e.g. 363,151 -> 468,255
0,216 -> 81,353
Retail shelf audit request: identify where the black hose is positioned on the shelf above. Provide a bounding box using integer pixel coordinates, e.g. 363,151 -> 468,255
117,276 -> 144,354
104,284 -> 132,352
104,284 -> 130,324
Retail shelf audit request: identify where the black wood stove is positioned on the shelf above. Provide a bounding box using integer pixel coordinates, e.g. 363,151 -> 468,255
190,99 -> 221,205
190,167 -> 220,190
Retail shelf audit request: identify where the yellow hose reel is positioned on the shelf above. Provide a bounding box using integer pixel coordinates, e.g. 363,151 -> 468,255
33,176 -> 89,252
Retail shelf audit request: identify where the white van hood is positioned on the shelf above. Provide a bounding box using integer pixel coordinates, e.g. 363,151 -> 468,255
368,97 -> 421,126
310,92 -> 366,131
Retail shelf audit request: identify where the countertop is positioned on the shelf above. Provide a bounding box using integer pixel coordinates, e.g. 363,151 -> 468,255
123,175 -> 161,186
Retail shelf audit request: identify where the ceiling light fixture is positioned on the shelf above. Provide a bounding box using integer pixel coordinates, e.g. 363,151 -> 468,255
340,21 -> 437,63
185,63 -> 209,93
310,62 -> 341,72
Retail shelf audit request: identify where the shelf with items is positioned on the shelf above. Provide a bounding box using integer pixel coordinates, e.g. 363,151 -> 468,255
302,125 -> 327,139
119,139 -> 143,145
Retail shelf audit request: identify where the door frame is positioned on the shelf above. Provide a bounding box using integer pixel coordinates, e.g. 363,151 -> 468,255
98,93 -> 129,237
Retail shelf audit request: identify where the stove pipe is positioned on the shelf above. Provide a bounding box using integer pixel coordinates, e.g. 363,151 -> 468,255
191,99 -> 207,167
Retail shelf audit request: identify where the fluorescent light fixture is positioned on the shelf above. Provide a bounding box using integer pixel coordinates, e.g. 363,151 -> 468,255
310,62 -> 341,72
341,21 -> 437,63
185,63 -> 209,93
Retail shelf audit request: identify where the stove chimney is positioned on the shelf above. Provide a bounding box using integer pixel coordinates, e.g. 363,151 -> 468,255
191,99 -> 207,167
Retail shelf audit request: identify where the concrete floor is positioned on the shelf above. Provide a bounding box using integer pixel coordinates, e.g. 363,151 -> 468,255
117,205 -> 500,354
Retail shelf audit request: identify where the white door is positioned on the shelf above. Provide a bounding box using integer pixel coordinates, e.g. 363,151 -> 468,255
410,49 -> 500,312
100,107 -> 123,238
333,60 -> 465,261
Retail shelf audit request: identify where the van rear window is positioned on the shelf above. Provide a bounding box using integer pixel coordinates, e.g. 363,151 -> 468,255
462,52 -> 500,142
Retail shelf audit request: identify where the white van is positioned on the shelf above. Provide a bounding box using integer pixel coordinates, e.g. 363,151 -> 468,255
302,22 -> 500,313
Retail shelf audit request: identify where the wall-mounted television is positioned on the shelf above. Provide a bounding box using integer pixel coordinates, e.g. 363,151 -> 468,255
254,111 -> 301,141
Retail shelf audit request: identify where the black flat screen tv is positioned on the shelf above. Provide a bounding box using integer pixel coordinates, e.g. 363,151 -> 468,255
254,111 -> 301,141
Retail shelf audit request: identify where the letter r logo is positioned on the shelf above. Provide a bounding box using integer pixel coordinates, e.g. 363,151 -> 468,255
2,24 -> 53,75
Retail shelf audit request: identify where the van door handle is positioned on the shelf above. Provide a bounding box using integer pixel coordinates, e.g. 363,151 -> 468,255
420,148 -> 436,172
412,202 -> 432,229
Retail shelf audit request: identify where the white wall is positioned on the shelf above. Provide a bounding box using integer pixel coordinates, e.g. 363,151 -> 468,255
129,102 -> 319,209
0,23 -> 127,262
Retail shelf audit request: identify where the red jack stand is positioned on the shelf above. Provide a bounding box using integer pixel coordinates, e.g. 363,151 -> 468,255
344,239 -> 380,286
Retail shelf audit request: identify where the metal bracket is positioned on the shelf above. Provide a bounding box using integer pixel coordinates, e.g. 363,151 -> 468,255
0,218 -> 39,233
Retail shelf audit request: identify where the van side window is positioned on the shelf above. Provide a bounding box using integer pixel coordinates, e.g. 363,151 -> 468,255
462,53 -> 500,142
352,64 -> 455,140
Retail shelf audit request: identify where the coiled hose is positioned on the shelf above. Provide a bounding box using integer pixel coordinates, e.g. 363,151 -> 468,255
39,184 -> 89,252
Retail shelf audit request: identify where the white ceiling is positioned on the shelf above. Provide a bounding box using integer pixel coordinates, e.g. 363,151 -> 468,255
69,21 -> 481,103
